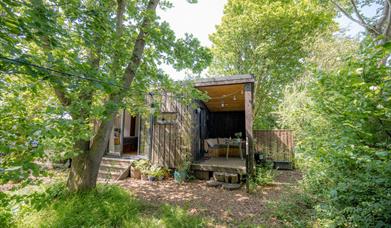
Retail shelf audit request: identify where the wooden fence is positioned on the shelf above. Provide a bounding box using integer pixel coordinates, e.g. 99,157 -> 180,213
253,130 -> 294,162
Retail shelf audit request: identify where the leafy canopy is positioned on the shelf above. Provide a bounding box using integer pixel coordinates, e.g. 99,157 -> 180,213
209,0 -> 334,128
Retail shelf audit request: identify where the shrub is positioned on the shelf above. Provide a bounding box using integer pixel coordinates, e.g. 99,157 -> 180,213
249,163 -> 276,191
264,187 -> 320,227
0,192 -> 14,227
278,39 -> 391,226
132,159 -> 150,175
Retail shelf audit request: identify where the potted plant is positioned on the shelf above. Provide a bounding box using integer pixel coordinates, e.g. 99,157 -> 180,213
234,132 -> 242,142
131,159 -> 149,180
161,167 -> 171,180
174,155 -> 191,183
147,165 -> 166,181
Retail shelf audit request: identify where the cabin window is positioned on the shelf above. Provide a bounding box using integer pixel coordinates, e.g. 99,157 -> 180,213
156,112 -> 177,125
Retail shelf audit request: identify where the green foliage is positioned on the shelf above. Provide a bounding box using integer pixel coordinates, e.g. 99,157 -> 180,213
278,37 -> 391,226
17,183 -> 141,227
209,0 -> 334,128
132,159 -> 151,174
264,189 -> 320,227
251,164 -> 275,188
15,183 -> 206,227
147,165 -> 165,178
0,192 -> 14,227
0,75 -> 73,183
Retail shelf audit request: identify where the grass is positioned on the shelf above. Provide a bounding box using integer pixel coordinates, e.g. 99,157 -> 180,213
261,186 -> 320,227
13,183 -> 206,228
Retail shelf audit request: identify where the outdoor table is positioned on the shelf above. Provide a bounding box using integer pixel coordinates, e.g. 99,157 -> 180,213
225,138 -> 244,160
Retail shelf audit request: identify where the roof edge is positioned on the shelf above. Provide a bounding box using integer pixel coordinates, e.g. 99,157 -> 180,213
194,74 -> 254,87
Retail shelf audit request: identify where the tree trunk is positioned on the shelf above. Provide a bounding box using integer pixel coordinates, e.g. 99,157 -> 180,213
67,118 -> 114,191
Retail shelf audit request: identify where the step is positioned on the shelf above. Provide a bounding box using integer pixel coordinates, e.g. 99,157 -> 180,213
99,164 -> 128,172
100,158 -> 132,167
98,169 -> 123,179
98,165 -> 130,181
98,172 -> 121,180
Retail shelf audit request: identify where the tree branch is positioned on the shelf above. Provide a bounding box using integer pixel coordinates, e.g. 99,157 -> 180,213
350,0 -> 370,28
376,1 -> 389,30
383,0 -> 391,38
89,0 -> 160,153
331,0 -> 381,35
122,0 -> 160,89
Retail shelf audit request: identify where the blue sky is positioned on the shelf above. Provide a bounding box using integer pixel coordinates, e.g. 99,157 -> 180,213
158,0 -> 373,80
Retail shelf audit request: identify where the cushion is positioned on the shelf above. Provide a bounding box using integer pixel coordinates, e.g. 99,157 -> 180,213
218,138 -> 230,144
206,138 -> 218,148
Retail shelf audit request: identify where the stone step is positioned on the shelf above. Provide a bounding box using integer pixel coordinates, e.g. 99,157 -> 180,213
98,157 -> 132,181
100,157 -> 132,167
98,170 -> 121,180
99,164 -> 128,172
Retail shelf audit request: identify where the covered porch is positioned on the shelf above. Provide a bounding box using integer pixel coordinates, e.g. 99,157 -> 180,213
191,75 -> 255,179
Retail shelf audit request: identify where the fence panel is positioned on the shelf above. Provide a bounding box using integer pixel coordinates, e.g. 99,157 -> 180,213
253,130 -> 294,162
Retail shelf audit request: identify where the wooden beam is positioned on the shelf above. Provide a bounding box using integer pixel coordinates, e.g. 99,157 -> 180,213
194,74 -> 255,87
244,83 -> 254,192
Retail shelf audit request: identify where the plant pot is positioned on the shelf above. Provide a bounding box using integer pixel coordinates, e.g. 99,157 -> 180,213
131,167 -> 141,179
148,176 -> 156,182
174,170 -> 187,183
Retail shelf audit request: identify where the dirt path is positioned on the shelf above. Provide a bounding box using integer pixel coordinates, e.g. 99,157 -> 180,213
118,170 -> 302,226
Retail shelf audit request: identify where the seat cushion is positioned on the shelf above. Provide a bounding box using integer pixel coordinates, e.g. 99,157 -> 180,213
206,138 -> 218,148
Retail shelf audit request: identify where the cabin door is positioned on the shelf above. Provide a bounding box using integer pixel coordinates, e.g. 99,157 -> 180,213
123,112 -> 140,157
107,110 -> 140,157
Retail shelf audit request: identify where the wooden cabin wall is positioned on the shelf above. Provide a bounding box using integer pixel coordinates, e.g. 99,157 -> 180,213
145,94 -> 199,168
207,111 -> 245,139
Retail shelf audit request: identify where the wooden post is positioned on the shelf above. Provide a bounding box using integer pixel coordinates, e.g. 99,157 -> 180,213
244,83 -> 254,192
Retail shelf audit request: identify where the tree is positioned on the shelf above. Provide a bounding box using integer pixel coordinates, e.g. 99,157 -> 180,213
0,0 -> 211,191
209,0 -> 334,128
277,33 -> 391,226
331,0 -> 391,42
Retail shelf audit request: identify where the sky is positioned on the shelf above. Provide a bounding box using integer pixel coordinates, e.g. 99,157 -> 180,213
158,0 -> 375,80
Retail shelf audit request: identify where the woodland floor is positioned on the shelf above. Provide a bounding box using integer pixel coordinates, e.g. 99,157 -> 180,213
118,170 -> 302,226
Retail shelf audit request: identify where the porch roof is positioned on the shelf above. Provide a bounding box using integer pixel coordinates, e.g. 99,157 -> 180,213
194,74 -> 254,87
194,74 -> 254,112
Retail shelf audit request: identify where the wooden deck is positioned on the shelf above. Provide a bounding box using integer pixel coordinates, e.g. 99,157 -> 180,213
191,157 -> 246,175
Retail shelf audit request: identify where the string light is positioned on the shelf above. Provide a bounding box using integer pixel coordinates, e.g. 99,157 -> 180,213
208,88 -> 243,100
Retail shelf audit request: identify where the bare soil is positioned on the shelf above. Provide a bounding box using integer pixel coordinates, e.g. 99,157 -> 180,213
118,170 -> 302,226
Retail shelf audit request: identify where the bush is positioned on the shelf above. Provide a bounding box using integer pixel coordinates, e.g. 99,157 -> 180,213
278,39 -> 391,226
0,192 -> 14,227
265,189 -> 320,227
249,163 -> 276,191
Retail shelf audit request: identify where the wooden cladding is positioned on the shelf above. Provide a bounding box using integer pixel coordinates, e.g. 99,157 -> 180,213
253,130 -> 294,162
150,96 -> 195,168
